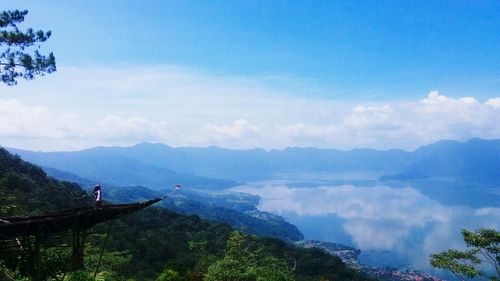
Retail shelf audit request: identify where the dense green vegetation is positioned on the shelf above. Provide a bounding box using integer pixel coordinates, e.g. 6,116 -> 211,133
0,10 -> 56,85
0,148 -> 373,280
430,228 -> 499,281
0,148 -> 90,217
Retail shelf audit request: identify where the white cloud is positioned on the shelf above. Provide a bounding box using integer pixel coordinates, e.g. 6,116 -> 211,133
485,97 -> 500,108
92,115 -> 175,142
237,184 -> 451,226
0,66 -> 498,150
0,99 -> 175,150
277,123 -> 337,144
343,220 -> 411,251
202,119 -> 261,140
198,119 -> 263,148
278,91 -> 500,149
0,99 -> 80,139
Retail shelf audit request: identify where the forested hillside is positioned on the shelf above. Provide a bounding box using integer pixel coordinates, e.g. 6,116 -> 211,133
38,166 -> 304,242
0,148 -> 91,216
0,148 -> 372,281
107,185 -> 304,242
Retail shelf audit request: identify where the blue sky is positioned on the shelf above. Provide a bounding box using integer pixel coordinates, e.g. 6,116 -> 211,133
5,0 -> 500,98
0,1 -> 499,150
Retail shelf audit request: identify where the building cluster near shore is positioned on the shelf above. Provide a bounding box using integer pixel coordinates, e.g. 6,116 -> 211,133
299,240 -> 446,281
358,266 -> 446,281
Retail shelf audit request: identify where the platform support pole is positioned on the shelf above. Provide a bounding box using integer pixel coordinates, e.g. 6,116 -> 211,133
71,227 -> 87,271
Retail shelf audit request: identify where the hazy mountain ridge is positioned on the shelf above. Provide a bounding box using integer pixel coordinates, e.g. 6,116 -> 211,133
8,138 -> 500,183
93,143 -> 412,180
382,138 -> 500,182
7,147 -> 238,190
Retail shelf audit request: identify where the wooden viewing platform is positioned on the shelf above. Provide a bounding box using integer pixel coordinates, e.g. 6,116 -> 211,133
0,196 -> 168,281
0,197 -> 163,240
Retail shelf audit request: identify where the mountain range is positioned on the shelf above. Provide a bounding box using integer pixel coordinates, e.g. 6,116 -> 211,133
7,138 -> 500,184
382,138 -> 500,182
6,146 -> 238,190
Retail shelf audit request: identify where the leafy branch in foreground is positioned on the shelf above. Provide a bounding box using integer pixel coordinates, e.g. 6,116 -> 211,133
204,231 -> 294,281
430,228 -> 499,281
0,10 -> 56,86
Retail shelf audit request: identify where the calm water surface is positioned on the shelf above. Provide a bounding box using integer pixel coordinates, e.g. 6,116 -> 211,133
232,175 -> 500,272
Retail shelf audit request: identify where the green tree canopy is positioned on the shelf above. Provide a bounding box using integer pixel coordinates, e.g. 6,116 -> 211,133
430,228 -> 499,281
155,268 -> 181,281
204,231 -> 294,281
0,10 -> 56,85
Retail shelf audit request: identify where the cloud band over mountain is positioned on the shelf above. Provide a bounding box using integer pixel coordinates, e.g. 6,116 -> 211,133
1,67 -> 498,151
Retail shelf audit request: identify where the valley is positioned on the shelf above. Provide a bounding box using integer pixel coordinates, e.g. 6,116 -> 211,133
5,138 -> 499,280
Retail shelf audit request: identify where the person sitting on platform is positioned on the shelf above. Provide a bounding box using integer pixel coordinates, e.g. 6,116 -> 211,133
93,184 -> 103,208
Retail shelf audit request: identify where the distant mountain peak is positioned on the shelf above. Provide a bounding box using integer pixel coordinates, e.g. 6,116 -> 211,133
133,141 -> 170,148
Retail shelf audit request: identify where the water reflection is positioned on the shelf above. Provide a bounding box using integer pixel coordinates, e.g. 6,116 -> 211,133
233,183 -> 500,270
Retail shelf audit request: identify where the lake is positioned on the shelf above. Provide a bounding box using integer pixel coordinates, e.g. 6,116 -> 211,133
232,174 -> 500,274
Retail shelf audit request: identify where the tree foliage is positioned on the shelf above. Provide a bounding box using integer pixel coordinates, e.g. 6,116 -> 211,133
0,10 -> 56,85
156,268 -> 182,281
204,231 -> 294,281
430,228 -> 500,281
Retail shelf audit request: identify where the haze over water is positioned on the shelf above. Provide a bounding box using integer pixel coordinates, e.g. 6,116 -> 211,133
233,175 -> 500,272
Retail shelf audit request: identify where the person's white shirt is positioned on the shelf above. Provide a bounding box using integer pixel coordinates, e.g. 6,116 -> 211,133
95,189 -> 101,201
